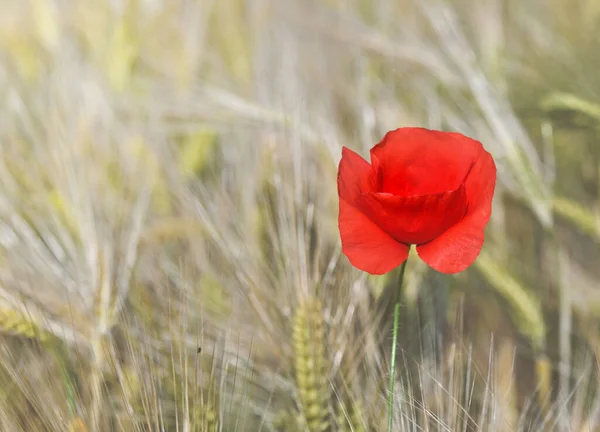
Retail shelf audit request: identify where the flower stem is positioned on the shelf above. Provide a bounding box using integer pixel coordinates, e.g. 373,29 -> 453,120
388,259 -> 408,432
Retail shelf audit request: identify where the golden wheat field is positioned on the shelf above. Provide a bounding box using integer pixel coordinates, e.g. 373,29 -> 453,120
1,0 -> 600,430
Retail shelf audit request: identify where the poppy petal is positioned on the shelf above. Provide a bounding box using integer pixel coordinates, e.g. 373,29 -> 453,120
337,146 -> 374,203
356,186 -> 467,245
415,215 -> 485,274
463,144 -> 497,212
416,149 -> 496,274
339,198 -> 409,275
370,128 -> 481,196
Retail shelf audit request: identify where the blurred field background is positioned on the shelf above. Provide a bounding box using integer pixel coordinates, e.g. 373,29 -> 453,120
0,0 -> 600,430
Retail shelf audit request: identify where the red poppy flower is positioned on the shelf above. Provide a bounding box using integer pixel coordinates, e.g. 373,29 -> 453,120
338,127 -> 496,275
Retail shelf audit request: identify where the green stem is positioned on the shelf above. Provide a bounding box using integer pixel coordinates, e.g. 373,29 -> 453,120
388,259 -> 408,432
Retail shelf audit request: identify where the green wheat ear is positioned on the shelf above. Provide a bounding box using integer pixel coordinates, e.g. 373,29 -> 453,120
336,400 -> 366,432
193,404 -> 218,432
293,296 -> 330,432
272,410 -> 302,432
197,384 -> 219,432
0,307 -> 49,342
191,372 -> 219,432
474,251 -> 546,352
541,92 -> 600,121
535,354 -> 552,411
552,195 -> 600,241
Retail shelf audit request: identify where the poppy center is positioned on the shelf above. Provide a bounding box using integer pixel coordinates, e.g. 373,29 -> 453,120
356,187 -> 469,245
371,154 -> 475,198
